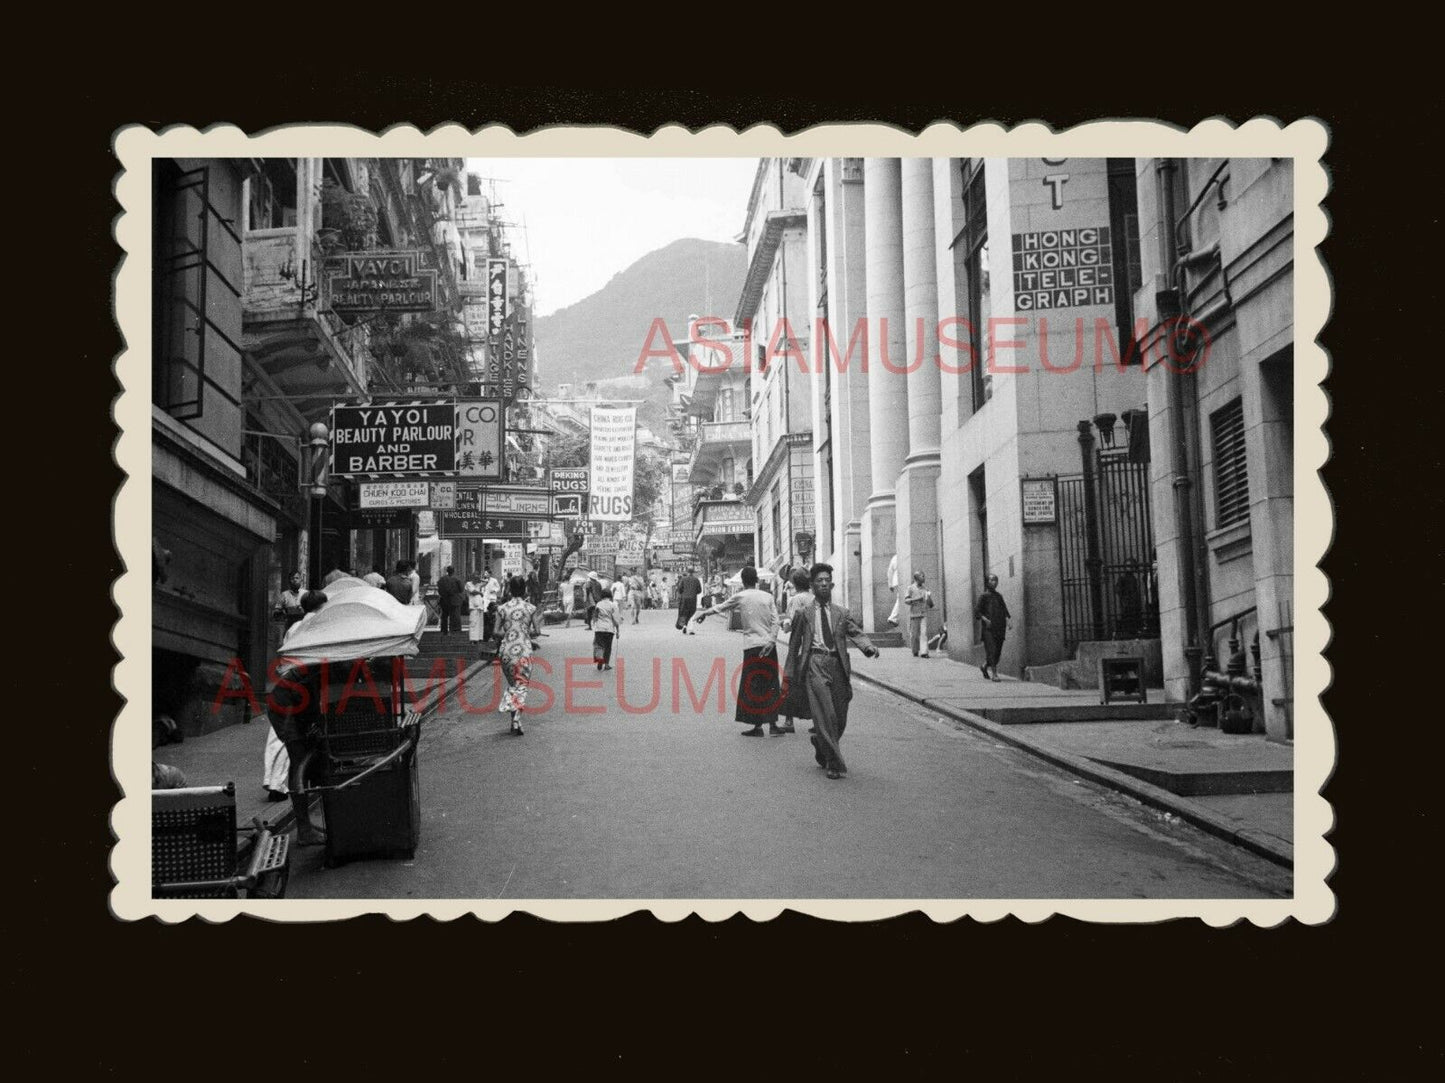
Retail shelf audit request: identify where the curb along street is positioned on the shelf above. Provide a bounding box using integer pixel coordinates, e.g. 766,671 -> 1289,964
851,669 -> 1294,870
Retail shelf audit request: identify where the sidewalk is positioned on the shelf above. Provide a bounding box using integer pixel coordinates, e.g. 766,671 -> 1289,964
849,648 -> 1294,868
153,656 -> 491,847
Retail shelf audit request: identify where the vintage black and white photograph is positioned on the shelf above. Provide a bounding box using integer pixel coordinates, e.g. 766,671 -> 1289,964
114,122 -> 1330,920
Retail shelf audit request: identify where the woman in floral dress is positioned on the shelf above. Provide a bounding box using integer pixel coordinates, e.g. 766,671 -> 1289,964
496,575 -> 540,735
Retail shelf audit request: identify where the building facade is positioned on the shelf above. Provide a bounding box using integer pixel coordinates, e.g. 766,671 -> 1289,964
1134,156 -> 1295,741
737,159 -> 815,577
778,155 -> 1292,740
156,156 -> 526,735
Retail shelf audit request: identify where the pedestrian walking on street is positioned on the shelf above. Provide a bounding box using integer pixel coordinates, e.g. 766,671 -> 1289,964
903,570 -> 935,657
496,575 -> 541,735
885,553 -> 901,627
779,568 -> 815,735
592,593 -> 621,670
274,570 -> 306,633
384,560 -> 413,605
695,565 -> 786,737
465,572 -> 486,653
974,573 -> 1012,681
782,563 -> 879,780
407,560 -> 423,611
627,573 -> 645,624
437,565 -> 463,635
675,566 -> 702,634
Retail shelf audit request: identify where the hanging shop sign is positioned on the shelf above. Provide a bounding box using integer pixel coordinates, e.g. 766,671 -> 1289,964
359,481 -> 430,509
501,544 -> 525,574
552,493 -> 584,519
550,468 -> 589,494
487,258 -> 509,340
588,405 -> 637,521
455,399 -> 504,479
1021,476 -> 1058,524
429,481 -> 455,510
325,250 -> 437,317
330,401 -> 456,478
349,507 -> 413,530
482,488 -> 552,517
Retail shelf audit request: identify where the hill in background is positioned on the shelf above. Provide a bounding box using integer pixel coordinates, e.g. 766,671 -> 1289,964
536,237 -> 747,394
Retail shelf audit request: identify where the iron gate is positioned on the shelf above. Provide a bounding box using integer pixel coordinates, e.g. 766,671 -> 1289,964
1057,452 -> 1158,650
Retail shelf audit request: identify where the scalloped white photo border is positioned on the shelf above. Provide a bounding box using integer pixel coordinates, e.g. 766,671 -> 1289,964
111,119 -> 1332,924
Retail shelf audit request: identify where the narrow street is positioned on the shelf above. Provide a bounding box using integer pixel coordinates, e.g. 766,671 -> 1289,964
290,610 -> 1290,900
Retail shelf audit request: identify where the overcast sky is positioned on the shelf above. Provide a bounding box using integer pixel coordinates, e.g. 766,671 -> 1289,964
464,158 -> 759,317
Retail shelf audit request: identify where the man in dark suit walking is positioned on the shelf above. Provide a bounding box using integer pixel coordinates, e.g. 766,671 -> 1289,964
436,565 -> 463,634
782,563 -> 879,780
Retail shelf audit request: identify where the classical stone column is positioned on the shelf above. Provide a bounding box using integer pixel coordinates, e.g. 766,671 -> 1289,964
860,158 -> 907,632
897,157 -> 943,643
826,158 -> 871,612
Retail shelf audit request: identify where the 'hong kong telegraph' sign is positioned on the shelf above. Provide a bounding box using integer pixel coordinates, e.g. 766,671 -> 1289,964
325,251 -> 438,317
1012,227 -> 1114,312
330,401 -> 456,478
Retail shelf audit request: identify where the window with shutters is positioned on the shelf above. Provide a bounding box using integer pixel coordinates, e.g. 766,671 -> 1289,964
1210,397 -> 1250,528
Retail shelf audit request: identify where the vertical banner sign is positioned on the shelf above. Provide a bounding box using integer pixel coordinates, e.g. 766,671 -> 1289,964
455,399 -> 503,479
588,405 -> 637,522
517,304 -> 533,390
486,258 -> 509,341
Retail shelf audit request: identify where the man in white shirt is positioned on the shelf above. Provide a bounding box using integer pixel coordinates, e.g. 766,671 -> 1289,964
885,553 -> 901,627
407,560 -> 423,608
695,565 -> 786,737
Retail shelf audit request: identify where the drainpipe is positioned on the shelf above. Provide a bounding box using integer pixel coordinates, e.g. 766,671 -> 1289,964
1156,159 -> 1207,696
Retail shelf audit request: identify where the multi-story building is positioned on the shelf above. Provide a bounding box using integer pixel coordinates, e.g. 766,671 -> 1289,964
1133,156 -> 1295,741
676,318 -> 754,577
156,156 -> 507,734
736,160 -> 814,577
788,155 -> 1292,740
153,158 -> 281,734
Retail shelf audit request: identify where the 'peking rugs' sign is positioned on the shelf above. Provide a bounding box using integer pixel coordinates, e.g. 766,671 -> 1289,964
588,405 -> 636,521
330,401 -> 456,477
325,251 -> 438,317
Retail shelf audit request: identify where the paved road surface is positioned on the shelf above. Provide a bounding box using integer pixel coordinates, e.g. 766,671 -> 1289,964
290,609 -> 1290,899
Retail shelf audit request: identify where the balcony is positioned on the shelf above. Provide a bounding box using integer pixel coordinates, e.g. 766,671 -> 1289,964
242,232 -> 369,410
689,419 -> 753,478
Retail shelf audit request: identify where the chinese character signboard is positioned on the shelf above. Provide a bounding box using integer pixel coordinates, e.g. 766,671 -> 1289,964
330,401 -> 456,478
455,399 -> 503,479
588,406 -> 636,521
325,251 -> 438,317
487,258 -> 509,340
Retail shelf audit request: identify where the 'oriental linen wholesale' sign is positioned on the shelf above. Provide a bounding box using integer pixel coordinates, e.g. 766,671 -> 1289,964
329,401 -> 456,478
588,406 -> 637,521
455,400 -> 503,479
325,251 -> 437,316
